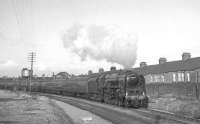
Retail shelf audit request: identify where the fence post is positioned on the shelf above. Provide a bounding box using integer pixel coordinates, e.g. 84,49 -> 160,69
157,84 -> 160,98
196,71 -> 199,100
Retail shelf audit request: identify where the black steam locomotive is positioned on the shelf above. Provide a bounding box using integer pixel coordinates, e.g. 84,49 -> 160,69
0,69 -> 148,108
87,69 -> 148,108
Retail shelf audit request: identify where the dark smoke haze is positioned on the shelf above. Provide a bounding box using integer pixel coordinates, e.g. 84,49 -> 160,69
62,24 -> 137,68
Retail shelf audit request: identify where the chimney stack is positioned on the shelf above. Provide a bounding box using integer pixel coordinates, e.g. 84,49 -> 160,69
182,52 -> 191,61
99,68 -> 104,73
140,62 -> 147,68
159,57 -> 167,64
110,66 -> 116,71
88,70 -> 93,75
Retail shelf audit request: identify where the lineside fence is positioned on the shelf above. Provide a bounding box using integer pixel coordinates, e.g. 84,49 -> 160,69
146,82 -> 200,100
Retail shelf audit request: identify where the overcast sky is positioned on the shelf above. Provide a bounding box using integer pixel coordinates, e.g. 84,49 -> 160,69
0,0 -> 200,76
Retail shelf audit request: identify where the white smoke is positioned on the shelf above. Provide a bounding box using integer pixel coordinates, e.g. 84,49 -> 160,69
62,24 -> 137,68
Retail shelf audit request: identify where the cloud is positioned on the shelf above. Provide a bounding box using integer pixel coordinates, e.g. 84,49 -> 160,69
0,60 -> 17,67
62,24 -> 138,68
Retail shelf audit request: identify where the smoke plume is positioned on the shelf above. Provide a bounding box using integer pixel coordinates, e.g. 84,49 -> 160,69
62,24 -> 137,68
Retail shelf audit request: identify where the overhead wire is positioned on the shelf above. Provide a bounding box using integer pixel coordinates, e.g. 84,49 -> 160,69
11,0 -> 35,43
30,0 -> 34,41
11,0 -> 36,67
0,1 -> 17,42
11,0 -> 24,42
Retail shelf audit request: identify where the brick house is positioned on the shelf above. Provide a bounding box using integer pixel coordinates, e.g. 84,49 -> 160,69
134,52 -> 200,84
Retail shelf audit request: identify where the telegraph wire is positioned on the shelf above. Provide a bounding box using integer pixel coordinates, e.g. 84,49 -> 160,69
11,0 -> 35,45
11,0 -> 24,42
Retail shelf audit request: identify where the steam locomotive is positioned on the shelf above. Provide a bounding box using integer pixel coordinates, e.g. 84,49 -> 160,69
0,69 -> 148,108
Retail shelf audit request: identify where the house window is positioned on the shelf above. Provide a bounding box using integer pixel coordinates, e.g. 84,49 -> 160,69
181,73 -> 184,82
178,72 -> 184,82
154,75 -> 156,82
150,75 -> 153,82
173,73 -> 176,82
186,73 -> 190,82
161,75 -> 165,82
154,75 -> 159,82
178,73 -> 181,82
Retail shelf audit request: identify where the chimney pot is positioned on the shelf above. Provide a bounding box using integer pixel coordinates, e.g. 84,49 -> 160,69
159,57 -> 167,64
182,52 -> 191,61
110,66 -> 116,71
99,68 -> 104,73
88,70 -> 93,75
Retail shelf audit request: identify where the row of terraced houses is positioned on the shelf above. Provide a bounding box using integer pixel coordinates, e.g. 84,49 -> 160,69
133,52 -> 200,99
134,52 -> 200,84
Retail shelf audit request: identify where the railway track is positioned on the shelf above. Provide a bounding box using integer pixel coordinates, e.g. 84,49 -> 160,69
44,94 -> 154,124
39,93 -> 200,124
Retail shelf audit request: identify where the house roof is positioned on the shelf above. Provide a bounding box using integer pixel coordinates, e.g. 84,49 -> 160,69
132,57 -> 200,75
56,72 -> 70,78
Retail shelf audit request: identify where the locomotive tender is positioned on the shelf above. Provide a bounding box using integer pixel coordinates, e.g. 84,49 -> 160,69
0,69 -> 148,108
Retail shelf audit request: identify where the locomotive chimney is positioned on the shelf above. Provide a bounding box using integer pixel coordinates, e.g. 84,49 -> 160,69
182,52 -> 191,61
88,70 -> 93,75
140,62 -> 147,68
159,57 -> 167,64
99,68 -> 104,73
110,66 -> 116,71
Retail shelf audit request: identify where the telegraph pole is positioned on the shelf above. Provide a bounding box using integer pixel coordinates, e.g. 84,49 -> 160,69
28,52 -> 36,94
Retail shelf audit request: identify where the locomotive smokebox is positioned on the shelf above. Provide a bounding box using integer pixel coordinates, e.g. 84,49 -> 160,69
110,66 -> 116,71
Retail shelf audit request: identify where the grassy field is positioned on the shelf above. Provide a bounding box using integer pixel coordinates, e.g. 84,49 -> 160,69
0,90 -> 74,124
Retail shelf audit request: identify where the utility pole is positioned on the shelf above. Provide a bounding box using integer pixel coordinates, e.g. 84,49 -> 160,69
28,52 -> 36,94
